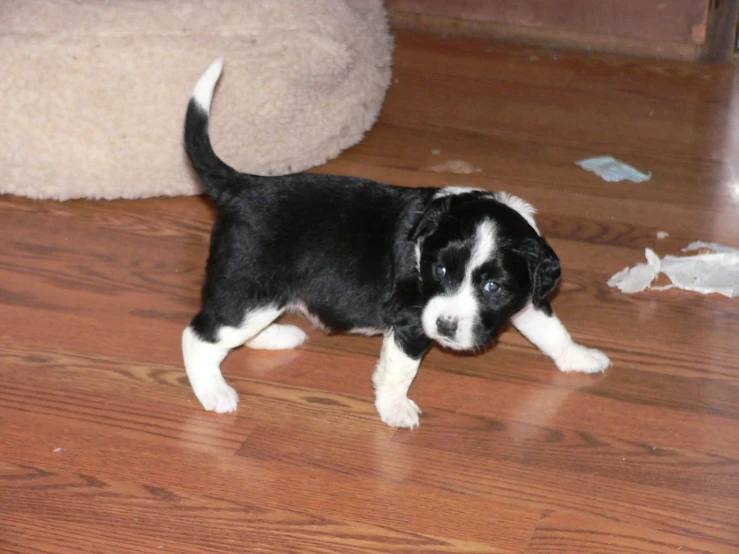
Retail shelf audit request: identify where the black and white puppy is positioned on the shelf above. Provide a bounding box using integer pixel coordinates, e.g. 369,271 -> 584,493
182,58 -> 610,428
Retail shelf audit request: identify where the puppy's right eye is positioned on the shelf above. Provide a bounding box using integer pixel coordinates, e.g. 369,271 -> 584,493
433,264 -> 447,278
482,279 -> 501,294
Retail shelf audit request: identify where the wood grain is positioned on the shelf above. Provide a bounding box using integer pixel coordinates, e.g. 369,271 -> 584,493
2,31 -> 738,552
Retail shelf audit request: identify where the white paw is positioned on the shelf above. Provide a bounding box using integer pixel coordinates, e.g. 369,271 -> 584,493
554,343 -> 611,374
375,394 -> 422,429
193,377 -> 239,413
247,324 -> 307,350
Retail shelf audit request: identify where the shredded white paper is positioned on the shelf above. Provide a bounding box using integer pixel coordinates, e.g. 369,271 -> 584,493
607,249 -> 661,293
576,156 -> 651,183
656,231 -> 669,239
608,243 -> 739,298
683,241 -> 739,254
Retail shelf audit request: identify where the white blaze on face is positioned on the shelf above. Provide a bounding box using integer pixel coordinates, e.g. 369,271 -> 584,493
422,219 -> 497,350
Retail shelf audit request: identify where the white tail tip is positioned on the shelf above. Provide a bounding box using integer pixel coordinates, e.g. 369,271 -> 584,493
192,57 -> 224,114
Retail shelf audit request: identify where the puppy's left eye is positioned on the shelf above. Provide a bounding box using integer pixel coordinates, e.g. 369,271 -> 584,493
482,280 -> 500,294
433,264 -> 447,278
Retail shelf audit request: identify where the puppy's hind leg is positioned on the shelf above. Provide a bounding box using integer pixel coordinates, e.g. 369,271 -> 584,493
511,302 -> 610,373
183,306 -> 283,413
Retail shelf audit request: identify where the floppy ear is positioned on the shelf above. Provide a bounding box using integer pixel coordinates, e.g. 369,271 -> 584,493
517,238 -> 561,312
409,197 -> 451,242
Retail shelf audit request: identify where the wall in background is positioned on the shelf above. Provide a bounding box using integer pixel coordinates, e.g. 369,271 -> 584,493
386,0 -> 738,61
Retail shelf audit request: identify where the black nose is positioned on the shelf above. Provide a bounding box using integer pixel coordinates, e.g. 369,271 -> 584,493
436,316 -> 458,338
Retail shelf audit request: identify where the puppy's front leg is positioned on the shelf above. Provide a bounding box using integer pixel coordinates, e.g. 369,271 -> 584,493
511,302 -> 611,373
372,330 -> 430,429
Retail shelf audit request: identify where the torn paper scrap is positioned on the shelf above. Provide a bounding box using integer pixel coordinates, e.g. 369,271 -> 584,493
576,156 -> 651,183
682,241 -> 739,255
608,243 -> 739,298
659,251 -> 739,297
656,231 -> 669,239
607,248 -> 661,293
424,159 -> 482,174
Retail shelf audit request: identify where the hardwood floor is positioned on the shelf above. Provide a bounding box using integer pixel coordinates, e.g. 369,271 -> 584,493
2,31 -> 738,553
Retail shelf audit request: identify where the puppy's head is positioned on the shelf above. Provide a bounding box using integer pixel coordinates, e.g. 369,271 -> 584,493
412,189 -> 560,351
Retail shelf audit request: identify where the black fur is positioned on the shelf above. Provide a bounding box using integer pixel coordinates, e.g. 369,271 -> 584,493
185,99 -> 559,357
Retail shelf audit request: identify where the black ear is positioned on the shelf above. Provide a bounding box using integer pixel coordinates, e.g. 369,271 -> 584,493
518,238 -> 561,312
409,197 -> 451,242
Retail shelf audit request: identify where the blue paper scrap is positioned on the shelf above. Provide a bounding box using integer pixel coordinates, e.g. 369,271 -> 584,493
576,156 -> 651,183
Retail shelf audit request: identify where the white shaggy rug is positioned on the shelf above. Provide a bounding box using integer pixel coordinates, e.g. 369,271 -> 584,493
0,0 -> 393,200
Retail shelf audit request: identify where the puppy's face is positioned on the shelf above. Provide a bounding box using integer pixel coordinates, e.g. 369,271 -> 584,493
414,192 -> 560,351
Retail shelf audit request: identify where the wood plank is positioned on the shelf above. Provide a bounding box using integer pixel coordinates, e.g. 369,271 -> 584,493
525,510 -> 737,554
1,460 -> 494,554
0,411 -> 540,553
236,415 -> 739,549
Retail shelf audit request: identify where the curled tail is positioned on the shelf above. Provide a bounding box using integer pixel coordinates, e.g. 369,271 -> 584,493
184,57 -> 239,204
